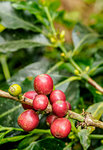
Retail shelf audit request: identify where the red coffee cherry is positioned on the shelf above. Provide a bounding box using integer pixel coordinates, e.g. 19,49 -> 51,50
46,114 -> 58,126
18,109 -> 39,132
52,100 -> 68,117
33,95 -> 49,111
34,74 -> 53,95
50,118 -> 71,138
50,90 -> 66,104
22,91 -> 38,110
66,101 -> 72,110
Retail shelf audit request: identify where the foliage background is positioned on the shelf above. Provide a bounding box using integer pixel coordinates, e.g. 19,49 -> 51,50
0,0 -> 103,149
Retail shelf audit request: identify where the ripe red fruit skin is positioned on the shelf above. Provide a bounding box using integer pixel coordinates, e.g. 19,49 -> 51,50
66,101 -> 72,110
50,118 -> 71,138
18,109 -> 39,132
46,114 -> 58,126
33,95 -> 49,111
50,90 -> 66,104
34,74 -> 53,95
52,100 -> 68,117
22,91 -> 38,110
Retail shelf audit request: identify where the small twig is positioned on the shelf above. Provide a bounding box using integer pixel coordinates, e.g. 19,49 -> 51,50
85,113 -> 103,129
0,90 -> 33,106
0,89 -> 103,129
67,110 -> 84,122
88,77 -> 103,93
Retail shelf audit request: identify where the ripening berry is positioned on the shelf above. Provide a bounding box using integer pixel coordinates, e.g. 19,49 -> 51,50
66,101 -> 72,110
50,118 -> 71,138
8,84 -> 22,96
33,95 -> 49,111
46,114 -> 58,126
18,109 -> 39,132
22,91 -> 38,110
50,90 -> 66,104
52,100 -> 68,117
34,74 -> 53,95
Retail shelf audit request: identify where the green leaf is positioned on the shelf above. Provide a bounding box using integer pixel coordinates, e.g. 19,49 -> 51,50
13,0 -> 60,26
18,135 -> 41,149
86,83 -> 103,103
65,81 -> 80,109
89,57 -> 103,76
7,58 -> 51,84
86,102 -> 103,120
95,146 -> 103,150
72,23 -> 98,55
0,34 -> 50,53
12,1 -> 40,14
12,1 -> 49,27
78,129 -> 91,150
0,134 -> 27,145
0,2 -> 40,32
24,138 -> 66,150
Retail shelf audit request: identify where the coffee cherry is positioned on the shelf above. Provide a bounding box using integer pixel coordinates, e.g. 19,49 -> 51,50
52,100 -> 68,117
18,109 -> 39,132
66,101 -> 72,110
33,95 -> 49,111
22,91 -> 38,110
8,84 -> 22,96
22,104 -> 34,110
50,90 -> 66,104
50,118 -> 71,138
34,74 -> 53,95
46,114 -> 58,126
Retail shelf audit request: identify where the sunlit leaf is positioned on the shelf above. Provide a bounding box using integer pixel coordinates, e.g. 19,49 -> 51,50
86,102 -> 103,120
78,129 -> 91,150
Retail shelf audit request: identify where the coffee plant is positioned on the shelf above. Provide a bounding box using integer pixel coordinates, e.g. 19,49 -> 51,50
0,0 -> 103,149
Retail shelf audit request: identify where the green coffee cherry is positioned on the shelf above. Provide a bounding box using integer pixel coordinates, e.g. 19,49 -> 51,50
8,84 -> 22,96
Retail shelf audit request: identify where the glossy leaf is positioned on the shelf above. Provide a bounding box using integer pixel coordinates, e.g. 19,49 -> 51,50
65,81 -> 80,109
72,23 -> 98,54
12,1 -> 49,26
86,102 -> 103,120
18,135 -> 41,149
24,138 -> 66,150
0,2 -> 40,32
78,129 -> 91,150
0,34 -> 50,53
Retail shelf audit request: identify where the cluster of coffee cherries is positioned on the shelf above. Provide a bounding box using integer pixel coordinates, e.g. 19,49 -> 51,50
8,74 -> 72,138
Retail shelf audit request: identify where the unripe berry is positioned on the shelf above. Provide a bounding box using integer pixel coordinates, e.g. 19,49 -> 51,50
46,114 -> 58,126
66,101 -> 72,110
50,90 -> 66,104
52,101 -> 68,117
8,84 -> 22,96
22,91 -> 38,110
18,109 -> 39,132
33,95 -> 49,111
50,118 -> 71,138
34,74 -> 53,95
